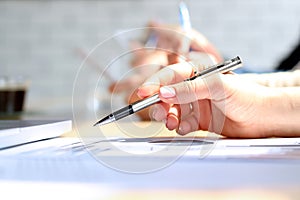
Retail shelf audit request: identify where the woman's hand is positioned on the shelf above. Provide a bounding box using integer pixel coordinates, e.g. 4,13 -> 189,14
148,21 -> 223,63
137,61 -> 300,138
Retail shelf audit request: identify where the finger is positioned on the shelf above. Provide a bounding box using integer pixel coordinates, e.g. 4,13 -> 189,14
165,102 -> 197,131
159,74 -> 226,104
128,89 -> 152,121
150,102 -> 170,122
131,49 -> 168,68
189,31 -> 210,51
150,102 -> 190,131
162,100 -> 203,133
177,35 -> 191,55
177,114 -> 200,135
156,36 -> 173,51
166,102 -> 196,120
155,29 -> 190,55
137,61 -> 195,98
167,53 -> 182,65
166,106 -> 180,131
177,100 -> 211,135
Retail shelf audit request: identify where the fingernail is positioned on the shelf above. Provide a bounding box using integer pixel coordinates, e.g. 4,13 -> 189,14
137,87 -> 148,98
151,106 -> 158,120
150,104 -> 165,122
178,126 -> 183,135
136,89 -> 143,98
178,122 -> 190,135
178,124 -> 185,135
160,86 -> 176,98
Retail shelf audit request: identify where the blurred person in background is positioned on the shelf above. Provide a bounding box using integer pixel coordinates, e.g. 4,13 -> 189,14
109,21 -> 223,119
109,21 -> 300,137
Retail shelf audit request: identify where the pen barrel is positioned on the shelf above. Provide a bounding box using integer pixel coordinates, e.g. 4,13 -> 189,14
218,56 -> 242,74
132,94 -> 161,113
187,56 -> 242,81
94,56 -> 243,126
113,105 -> 134,121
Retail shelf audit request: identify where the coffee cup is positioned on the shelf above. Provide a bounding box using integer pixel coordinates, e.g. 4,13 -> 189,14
0,76 -> 29,116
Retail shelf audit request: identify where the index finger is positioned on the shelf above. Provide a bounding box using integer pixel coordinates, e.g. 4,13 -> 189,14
137,61 -> 195,98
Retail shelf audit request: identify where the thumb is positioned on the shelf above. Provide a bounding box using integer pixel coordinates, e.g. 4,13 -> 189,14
137,61 -> 195,98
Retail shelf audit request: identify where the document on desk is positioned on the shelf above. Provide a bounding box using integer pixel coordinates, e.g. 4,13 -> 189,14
1,134 -> 299,160
1,136 -> 300,198
0,120 -> 72,150
85,136 -> 300,160
78,136 -> 300,160
0,135 -> 300,184
183,137 -> 300,159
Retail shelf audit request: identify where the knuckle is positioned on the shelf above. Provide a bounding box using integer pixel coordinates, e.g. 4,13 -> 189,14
186,80 -> 200,100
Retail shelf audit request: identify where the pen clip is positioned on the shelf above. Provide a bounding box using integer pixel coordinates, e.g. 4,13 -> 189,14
186,56 -> 242,81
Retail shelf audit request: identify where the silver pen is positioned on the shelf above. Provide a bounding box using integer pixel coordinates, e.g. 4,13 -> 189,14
94,56 -> 242,126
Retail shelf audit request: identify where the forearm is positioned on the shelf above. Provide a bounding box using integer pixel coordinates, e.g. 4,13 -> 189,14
241,70 -> 300,87
263,87 -> 300,137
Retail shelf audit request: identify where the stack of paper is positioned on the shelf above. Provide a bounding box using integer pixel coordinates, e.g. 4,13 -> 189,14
0,120 -> 72,150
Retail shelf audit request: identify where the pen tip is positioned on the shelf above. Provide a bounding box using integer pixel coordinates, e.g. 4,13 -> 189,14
93,115 -> 116,127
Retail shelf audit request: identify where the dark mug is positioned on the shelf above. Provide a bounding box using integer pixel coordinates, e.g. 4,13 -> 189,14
0,76 -> 29,116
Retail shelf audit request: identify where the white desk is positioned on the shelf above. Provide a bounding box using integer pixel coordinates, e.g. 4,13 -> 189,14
1,122 -> 300,199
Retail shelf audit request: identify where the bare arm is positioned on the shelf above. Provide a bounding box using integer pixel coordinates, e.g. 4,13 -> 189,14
240,70 -> 300,87
265,87 -> 300,137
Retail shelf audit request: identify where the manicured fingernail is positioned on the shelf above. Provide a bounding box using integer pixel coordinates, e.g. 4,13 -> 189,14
160,86 -> 176,98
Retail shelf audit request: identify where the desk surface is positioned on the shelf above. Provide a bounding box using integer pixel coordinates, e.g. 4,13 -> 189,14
1,121 -> 300,199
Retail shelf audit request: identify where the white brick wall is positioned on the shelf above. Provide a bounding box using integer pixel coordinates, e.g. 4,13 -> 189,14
0,0 -> 299,116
